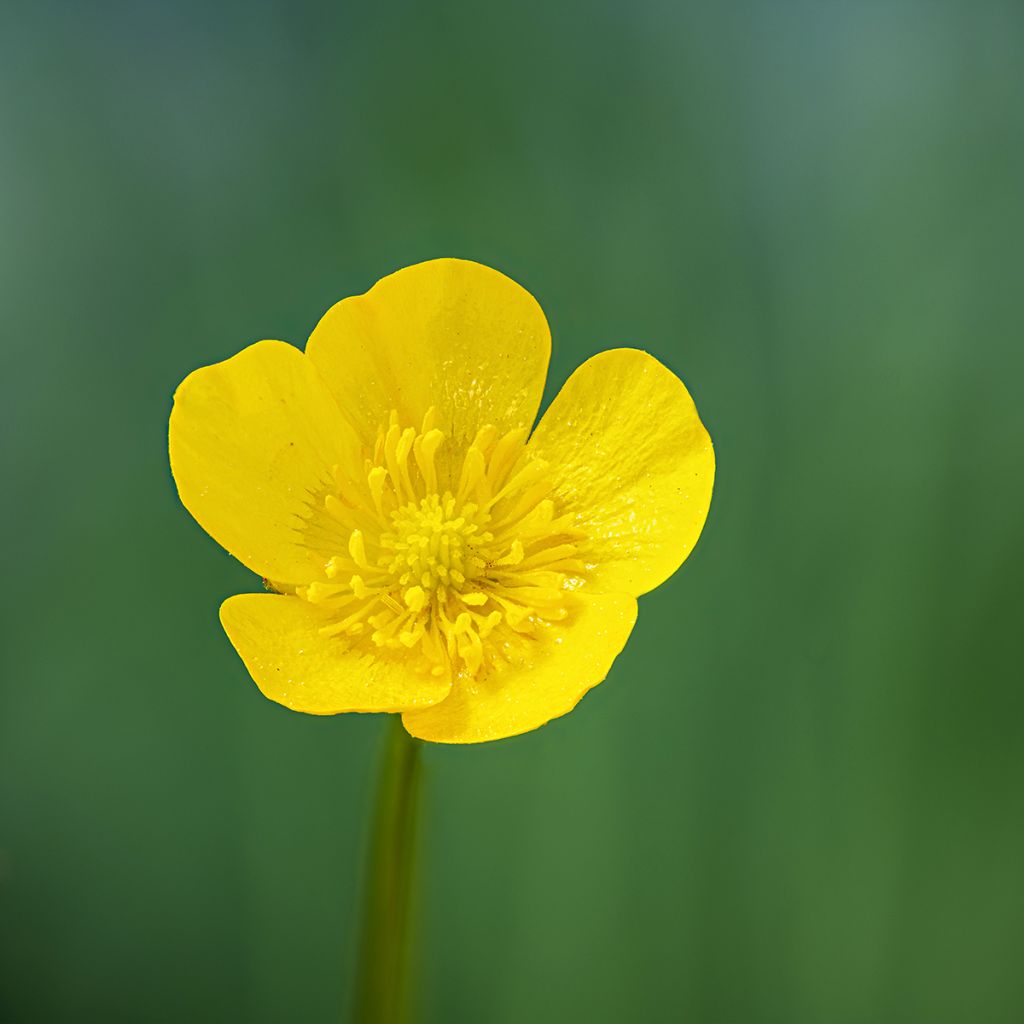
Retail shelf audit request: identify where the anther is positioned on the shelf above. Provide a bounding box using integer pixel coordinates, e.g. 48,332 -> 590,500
348,529 -> 368,567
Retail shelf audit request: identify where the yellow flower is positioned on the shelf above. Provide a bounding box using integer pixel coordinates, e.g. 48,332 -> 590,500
169,259 -> 714,744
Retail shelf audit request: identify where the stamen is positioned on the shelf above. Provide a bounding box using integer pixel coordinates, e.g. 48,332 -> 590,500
367,466 -> 388,518
348,530 -> 368,568
298,411 -> 584,678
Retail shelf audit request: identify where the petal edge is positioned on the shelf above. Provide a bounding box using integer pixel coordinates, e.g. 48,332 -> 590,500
528,348 -> 714,597
305,259 -> 551,451
221,594 -> 452,714
169,340 -> 360,582
401,592 -> 637,744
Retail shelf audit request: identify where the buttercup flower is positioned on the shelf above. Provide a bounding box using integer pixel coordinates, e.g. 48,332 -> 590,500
169,259 -> 714,743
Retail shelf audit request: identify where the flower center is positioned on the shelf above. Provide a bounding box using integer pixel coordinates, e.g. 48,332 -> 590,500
383,493 -> 487,593
297,407 -> 585,678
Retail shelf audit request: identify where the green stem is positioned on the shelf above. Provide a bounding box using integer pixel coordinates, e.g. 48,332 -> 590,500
353,716 -> 423,1024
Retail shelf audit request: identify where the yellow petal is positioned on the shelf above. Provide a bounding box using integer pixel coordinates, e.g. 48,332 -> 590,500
401,592 -> 637,744
528,349 -> 714,597
220,594 -> 451,714
169,340 -> 360,583
305,259 -> 550,451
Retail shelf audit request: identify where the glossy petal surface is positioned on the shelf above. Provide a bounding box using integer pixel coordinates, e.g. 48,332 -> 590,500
401,592 -> 637,743
169,340 -> 359,582
220,594 -> 451,714
528,349 -> 714,597
305,259 -> 550,454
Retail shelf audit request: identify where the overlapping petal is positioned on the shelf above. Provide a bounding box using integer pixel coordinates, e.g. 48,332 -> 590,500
305,259 -> 550,456
169,340 -> 360,583
220,594 -> 451,714
527,349 -> 714,598
401,592 -> 637,743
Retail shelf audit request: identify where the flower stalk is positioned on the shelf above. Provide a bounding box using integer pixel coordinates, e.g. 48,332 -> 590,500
353,717 -> 423,1023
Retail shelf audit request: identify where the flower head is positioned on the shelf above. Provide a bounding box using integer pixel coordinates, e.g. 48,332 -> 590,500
169,259 -> 714,743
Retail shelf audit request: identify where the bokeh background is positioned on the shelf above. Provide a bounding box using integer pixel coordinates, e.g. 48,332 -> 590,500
3,1 -> 1023,1021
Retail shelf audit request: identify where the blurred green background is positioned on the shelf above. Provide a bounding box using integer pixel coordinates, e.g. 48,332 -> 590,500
3,1 -> 1023,1021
